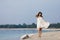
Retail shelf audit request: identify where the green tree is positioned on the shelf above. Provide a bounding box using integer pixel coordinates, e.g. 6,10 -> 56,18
31,23 -> 36,28
22,23 -> 27,28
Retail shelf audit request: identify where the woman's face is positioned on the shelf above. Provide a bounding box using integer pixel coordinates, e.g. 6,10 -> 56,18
39,13 -> 41,16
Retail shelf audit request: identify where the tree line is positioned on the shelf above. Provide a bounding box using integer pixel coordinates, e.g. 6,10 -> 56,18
0,23 -> 60,28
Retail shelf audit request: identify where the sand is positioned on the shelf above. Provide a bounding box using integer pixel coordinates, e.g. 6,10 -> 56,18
24,31 -> 60,40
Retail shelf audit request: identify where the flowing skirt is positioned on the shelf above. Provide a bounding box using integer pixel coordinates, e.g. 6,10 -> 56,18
37,21 -> 50,29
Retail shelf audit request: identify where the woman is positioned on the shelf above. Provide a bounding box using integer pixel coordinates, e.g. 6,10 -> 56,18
36,12 -> 50,37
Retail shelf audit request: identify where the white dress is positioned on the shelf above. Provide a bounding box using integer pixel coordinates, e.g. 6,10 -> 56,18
37,17 -> 50,29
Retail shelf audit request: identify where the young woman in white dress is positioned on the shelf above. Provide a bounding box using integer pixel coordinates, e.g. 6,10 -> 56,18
36,12 -> 50,37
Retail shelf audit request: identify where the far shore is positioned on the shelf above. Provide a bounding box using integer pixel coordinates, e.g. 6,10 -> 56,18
0,28 -> 60,30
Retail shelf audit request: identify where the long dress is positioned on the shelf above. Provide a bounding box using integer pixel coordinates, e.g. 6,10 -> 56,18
37,17 -> 50,29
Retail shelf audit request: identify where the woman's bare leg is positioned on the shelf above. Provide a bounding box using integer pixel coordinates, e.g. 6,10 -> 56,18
40,28 -> 42,37
38,28 -> 42,37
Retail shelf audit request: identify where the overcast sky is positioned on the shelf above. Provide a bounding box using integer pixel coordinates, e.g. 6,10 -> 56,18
0,0 -> 60,25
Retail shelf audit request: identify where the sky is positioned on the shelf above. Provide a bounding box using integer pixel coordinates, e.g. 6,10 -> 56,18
0,0 -> 60,25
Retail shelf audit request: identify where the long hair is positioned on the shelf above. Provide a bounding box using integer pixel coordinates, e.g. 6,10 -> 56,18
36,12 -> 43,17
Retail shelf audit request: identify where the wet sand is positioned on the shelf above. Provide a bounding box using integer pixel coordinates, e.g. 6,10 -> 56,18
24,31 -> 60,40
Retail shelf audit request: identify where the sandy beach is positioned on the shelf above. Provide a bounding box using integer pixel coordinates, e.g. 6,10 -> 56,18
24,31 -> 60,40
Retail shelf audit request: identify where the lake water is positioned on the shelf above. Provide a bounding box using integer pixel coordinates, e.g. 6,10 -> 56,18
0,29 -> 59,40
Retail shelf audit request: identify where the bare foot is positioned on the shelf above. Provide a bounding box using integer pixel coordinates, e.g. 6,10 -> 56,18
38,35 -> 41,37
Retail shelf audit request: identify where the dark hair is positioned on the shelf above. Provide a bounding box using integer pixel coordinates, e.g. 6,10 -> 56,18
36,12 -> 43,17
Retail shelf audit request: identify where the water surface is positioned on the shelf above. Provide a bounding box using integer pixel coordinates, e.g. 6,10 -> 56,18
0,29 -> 59,40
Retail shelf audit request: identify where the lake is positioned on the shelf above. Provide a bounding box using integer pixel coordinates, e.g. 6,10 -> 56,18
0,28 -> 59,40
